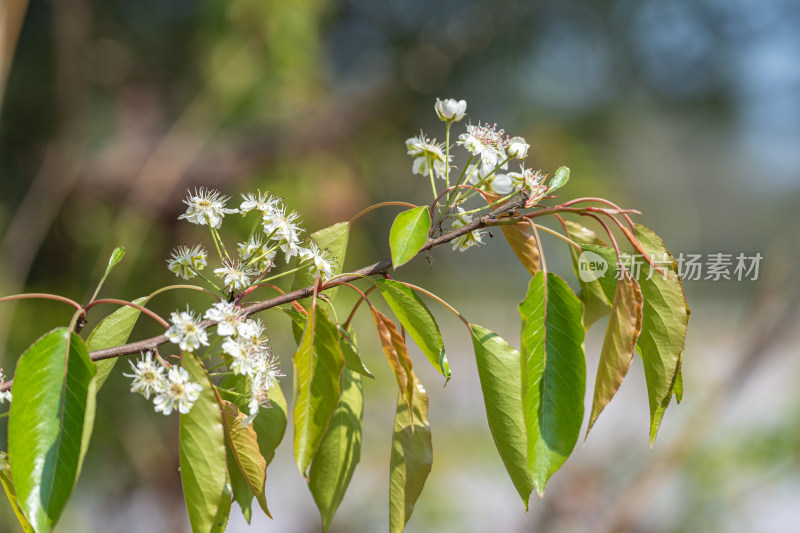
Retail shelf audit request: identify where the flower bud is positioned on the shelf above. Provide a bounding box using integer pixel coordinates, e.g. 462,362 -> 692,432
435,98 -> 467,122
507,136 -> 530,159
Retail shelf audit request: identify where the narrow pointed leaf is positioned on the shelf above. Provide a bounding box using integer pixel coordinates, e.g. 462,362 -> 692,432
87,295 -> 150,390
210,481 -> 232,533
220,401 -> 270,518
564,220 -> 611,327
8,328 -> 97,533
633,224 -> 689,445
90,246 -> 126,301
389,206 -> 431,269
376,279 -> 450,378
484,192 -> 540,276
179,352 -> 227,533
309,369 -> 364,532
470,325 -> 533,508
586,274 -> 643,436
389,372 -> 432,533
0,452 -> 35,533
293,306 -> 346,477
372,308 -> 415,410
226,441 -> 254,523
519,273 -> 585,495
338,328 -> 374,379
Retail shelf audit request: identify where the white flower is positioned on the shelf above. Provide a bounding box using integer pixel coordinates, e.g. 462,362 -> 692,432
507,136 -> 530,159
153,366 -> 203,415
166,309 -> 209,352
299,240 -> 336,280
204,302 -> 246,337
222,336 -> 261,376
239,190 -> 278,214
243,356 -> 285,426
237,318 -> 266,341
178,188 -> 238,229
466,159 -> 509,186
214,260 -> 257,292
519,167 -> 549,207
167,244 -> 208,280
238,235 -> 276,273
458,122 -> 508,168
490,173 -> 516,195
123,351 -> 167,399
263,205 -> 304,262
434,98 -> 467,122
406,133 -> 449,180
0,368 -> 11,405
450,207 -> 486,252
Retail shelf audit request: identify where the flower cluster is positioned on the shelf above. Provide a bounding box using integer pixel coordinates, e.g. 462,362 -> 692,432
123,351 -> 203,415
169,188 -> 337,294
406,133 -> 450,181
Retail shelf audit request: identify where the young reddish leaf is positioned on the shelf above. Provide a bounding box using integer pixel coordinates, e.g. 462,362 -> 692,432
586,273 -> 643,437
293,306 -> 346,478
484,192 -> 540,276
9,328 -> 97,533
563,220 -> 612,328
220,400 -> 270,518
389,206 -> 431,269
376,279 -> 451,379
0,452 -> 35,533
372,308 -> 415,411
309,369 -> 364,532
179,352 -> 227,533
470,325 -> 533,509
519,272 -> 586,495
389,371 -> 432,533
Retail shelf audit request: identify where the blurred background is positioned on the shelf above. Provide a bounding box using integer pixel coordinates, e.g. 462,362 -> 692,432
1,0 -> 799,531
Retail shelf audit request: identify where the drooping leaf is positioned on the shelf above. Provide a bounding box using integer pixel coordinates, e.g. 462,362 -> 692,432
0,452 -> 35,533
87,295 -> 150,390
309,369 -> 364,532
389,206 -> 431,269
210,481 -> 232,533
470,325 -> 533,508
8,328 -> 97,533
548,166 -> 570,193
563,220 -> 611,328
226,440 -> 254,523
633,224 -> 689,446
179,352 -> 228,533
293,306 -> 346,478
376,279 -> 450,379
372,308 -> 415,410
220,401 -> 270,518
389,372 -> 432,533
519,272 -> 585,495
586,273 -> 643,437
338,328 -> 374,379
484,192 -> 540,276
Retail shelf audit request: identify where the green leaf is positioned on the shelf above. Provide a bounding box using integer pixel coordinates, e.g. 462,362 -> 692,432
8,328 -> 97,533
338,329 -> 374,379
210,481 -> 232,533
519,272 -> 585,495
470,325 -> 533,508
87,295 -> 150,390
90,246 -> 126,302
293,306 -> 346,478
548,166 -> 570,193
179,352 -> 227,533
376,279 -> 450,379
372,308 -> 415,411
389,206 -> 431,269
220,401 -> 270,518
586,274 -> 643,437
389,372 -> 432,533
226,440 -> 254,523
309,369 -> 364,532
0,452 -> 35,533
563,221 -> 611,328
